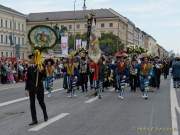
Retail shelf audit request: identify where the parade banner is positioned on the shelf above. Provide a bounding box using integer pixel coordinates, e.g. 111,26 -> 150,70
76,39 -> 82,50
61,36 -> 68,56
82,41 -> 87,49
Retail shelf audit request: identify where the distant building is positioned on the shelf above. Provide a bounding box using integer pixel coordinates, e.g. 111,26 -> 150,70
0,4 -> 168,58
127,20 -> 135,46
27,8 -> 129,52
0,4 -> 27,59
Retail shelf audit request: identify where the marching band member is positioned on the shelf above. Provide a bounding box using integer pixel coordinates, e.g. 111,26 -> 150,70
129,58 -> 138,92
79,52 -> 88,93
139,55 -> 152,99
64,55 -> 78,97
45,59 -> 55,97
115,54 -> 129,99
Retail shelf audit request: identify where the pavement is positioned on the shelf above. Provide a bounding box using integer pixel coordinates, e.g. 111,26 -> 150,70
0,77 -> 179,135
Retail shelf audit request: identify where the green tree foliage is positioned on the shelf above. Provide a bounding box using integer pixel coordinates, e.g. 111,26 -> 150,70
99,33 -> 125,55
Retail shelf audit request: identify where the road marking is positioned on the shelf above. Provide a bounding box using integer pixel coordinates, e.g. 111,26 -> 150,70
85,96 -> 98,104
0,85 -> 24,91
0,88 -> 64,107
109,89 -> 114,92
0,80 -> 62,92
176,106 -> 180,114
170,79 -> 179,135
29,113 -> 70,132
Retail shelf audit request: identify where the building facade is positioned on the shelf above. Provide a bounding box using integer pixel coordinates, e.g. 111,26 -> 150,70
134,27 -> 139,46
0,5 -> 27,59
26,8 -> 128,54
0,4 -> 168,58
127,20 -> 135,46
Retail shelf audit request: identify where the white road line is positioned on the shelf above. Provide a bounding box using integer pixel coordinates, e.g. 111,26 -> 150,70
29,113 -> 70,132
109,89 -> 114,92
176,106 -> 180,114
170,79 -> 179,135
0,85 -> 24,91
85,96 -> 98,104
0,88 -> 64,107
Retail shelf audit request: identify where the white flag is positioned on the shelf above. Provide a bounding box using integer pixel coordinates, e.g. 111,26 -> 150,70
61,36 -> 68,56
82,41 -> 87,49
76,39 -> 82,50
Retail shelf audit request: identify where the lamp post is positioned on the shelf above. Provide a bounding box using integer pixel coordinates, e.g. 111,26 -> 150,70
73,0 -> 77,50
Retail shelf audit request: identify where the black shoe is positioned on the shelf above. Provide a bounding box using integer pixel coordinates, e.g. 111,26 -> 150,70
44,116 -> 48,122
29,121 -> 38,126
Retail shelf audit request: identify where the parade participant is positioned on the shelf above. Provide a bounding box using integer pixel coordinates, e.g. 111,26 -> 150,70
64,54 -> 78,97
163,59 -> 170,79
45,59 -> 55,97
172,56 -> 180,88
129,58 -> 138,92
88,59 -> 95,89
115,52 -> 129,99
79,52 -> 88,93
150,56 -> 162,90
109,59 -> 116,89
90,60 -> 100,96
25,54 -> 48,126
97,57 -> 106,99
103,58 -> 111,90
139,54 -> 152,99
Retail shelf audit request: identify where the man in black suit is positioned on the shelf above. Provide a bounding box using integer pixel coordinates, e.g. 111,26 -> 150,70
25,54 -> 48,126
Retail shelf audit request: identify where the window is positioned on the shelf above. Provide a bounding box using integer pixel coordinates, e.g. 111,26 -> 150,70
22,53 -> 24,59
69,25 -> 72,30
6,52 -> 8,57
84,24 -> 87,28
76,24 -> 80,29
18,23 -> 20,31
10,21 -> 12,29
1,19 -> 3,27
14,37 -> 16,45
109,23 -> 113,27
101,23 -> 105,28
1,35 -> 3,43
1,52 -> 3,57
14,22 -> 16,30
22,24 -> 24,31
5,20 -> 8,28
5,35 -> 8,44
18,37 -> 20,45
22,37 -> 24,45
10,52 -> 13,57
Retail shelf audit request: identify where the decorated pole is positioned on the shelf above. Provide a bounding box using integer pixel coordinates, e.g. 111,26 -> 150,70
28,25 -> 58,87
86,13 -> 101,63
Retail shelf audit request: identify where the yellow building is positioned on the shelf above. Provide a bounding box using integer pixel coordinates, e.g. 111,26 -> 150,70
0,4 -> 27,59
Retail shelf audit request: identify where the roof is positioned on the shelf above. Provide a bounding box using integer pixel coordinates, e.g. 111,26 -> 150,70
27,8 -> 120,22
0,4 -> 26,17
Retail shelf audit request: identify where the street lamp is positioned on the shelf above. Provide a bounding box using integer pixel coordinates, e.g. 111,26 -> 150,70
73,0 -> 77,50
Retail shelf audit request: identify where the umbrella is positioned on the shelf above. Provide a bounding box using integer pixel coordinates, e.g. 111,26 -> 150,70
44,58 -> 55,65
115,51 -> 128,58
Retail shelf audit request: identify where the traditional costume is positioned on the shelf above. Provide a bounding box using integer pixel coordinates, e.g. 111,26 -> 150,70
139,54 -> 152,99
64,54 -> 78,97
114,51 -> 129,99
44,59 -> 55,97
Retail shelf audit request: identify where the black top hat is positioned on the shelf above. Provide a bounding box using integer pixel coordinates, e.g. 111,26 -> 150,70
44,58 -> 55,65
28,53 -> 34,59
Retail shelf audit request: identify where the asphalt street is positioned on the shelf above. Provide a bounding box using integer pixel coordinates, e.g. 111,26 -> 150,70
0,77 -> 179,135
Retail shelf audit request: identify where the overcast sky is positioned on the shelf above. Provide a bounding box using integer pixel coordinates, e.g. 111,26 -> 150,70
1,0 -> 180,53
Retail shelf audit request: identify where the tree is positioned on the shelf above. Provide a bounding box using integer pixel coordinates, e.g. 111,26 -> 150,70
99,32 -> 124,55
